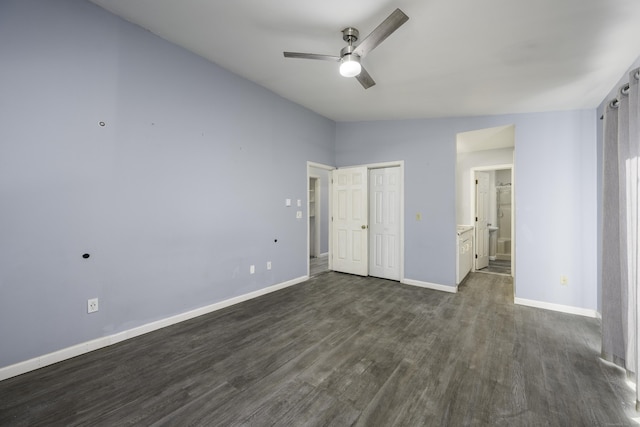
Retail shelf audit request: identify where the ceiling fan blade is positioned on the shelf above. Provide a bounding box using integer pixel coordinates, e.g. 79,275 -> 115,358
283,52 -> 341,62
353,8 -> 409,58
356,66 -> 376,89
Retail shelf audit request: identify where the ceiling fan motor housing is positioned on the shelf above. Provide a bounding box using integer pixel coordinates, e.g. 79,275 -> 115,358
342,27 -> 359,44
340,45 -> 357,59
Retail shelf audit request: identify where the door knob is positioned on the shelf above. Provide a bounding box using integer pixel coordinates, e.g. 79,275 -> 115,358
361,225 -> 367,229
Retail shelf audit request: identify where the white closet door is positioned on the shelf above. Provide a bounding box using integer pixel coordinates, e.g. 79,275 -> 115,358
331,167 -> 368,276
369,167 -> 401,280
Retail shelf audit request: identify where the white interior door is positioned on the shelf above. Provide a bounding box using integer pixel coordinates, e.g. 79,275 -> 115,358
369,167 -> 401,280
475,171 -> 490,270
332,167 -> 368,276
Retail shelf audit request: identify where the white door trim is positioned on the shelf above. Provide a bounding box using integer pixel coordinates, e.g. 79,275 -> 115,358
309,175 -> 321,258
307,162 -> 335,277
330,161 -> 404,282
308,161 -> 335,171
469,164 -> 514,277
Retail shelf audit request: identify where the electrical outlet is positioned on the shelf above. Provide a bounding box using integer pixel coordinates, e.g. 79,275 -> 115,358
87,298 -> 99,313
560,275 -> 568,285
267,261 -> 272,270
250,265 -> 255,274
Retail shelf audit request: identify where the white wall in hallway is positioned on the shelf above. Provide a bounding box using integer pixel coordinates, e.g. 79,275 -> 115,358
456,148 -> 514,225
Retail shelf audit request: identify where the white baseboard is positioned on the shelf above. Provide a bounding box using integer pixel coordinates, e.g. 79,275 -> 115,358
319,252 -> 329,258
0,275 -> 308,382
402,278 -> 458,293
514,297 -> 598,318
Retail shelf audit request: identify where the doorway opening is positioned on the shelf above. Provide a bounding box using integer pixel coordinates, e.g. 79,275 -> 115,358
307,162 -> 333,278
456,124 -> 515,282
473,167 -> 513,276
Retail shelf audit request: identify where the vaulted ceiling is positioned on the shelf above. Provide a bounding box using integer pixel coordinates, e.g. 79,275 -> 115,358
90,0 -> 640,122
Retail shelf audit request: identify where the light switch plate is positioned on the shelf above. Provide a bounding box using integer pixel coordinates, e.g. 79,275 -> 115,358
297,199 -> 302,207
296,211 -> 302,219
285,199 -> 291,207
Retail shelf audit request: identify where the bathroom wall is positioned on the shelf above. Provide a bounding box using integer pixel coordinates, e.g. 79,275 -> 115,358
496,184 -> 512,259
488,171 -> 497,227
495,169 -> 512,186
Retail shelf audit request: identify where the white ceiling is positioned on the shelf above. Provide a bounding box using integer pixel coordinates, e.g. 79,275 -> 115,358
89,0 -> 640,122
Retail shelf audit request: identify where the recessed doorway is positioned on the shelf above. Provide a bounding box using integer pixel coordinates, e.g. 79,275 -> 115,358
456,125 -> 515,281
307,162 -> 333,278
473,167 -> 513,276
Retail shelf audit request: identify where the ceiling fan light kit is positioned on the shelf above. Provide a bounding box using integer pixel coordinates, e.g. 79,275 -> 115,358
339,45 -> 361,77
339,56 -> 362,77
283,8 -> 409,89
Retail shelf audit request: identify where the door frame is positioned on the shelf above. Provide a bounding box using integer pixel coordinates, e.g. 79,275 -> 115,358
307,161 -> 335,277
329,160 -> 405,281
308,175 -> 321,258
469,164 -> 515,277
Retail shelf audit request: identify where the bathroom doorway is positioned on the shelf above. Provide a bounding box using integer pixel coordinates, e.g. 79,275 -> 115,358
471,166 -> 513,275
456,124 -> 515,279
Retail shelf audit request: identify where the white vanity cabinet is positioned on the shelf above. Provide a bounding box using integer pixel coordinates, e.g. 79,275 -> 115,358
456,226 -> 474,285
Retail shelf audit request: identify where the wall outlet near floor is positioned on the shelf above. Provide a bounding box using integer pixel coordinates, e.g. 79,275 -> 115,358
250,265 -> 255,274
560,275 -> 568,285
87,298 -> 99,313
267,261 -> 272,270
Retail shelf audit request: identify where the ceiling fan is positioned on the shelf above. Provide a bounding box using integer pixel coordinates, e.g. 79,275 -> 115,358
283,8 -> 409,89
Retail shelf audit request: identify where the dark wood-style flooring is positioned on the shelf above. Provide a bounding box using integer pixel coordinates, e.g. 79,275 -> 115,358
478,259 -> 511,276
310,256 -> 329,277
0,272 -> 636,426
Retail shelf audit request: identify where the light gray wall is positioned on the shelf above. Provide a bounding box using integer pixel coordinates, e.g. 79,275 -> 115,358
336,110 -> 598,311
0,0 -> 334,368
